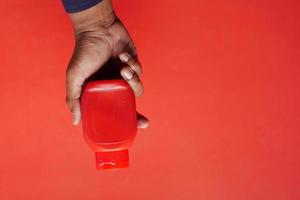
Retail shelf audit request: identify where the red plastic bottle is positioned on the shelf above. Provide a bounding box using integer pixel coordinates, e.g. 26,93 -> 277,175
81,80 -> 137,170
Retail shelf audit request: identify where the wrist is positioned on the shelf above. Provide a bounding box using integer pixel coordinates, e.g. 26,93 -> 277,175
69,0 -> 116,33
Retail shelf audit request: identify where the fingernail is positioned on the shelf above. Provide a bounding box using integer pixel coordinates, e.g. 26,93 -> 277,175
72,114 -> 79,125
119,53 -> 130,62
122,69 -> 133,80
137,120 -> 149,129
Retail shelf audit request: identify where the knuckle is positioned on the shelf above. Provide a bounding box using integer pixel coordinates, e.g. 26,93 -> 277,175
135,66 -> 142,76
65,97 -> 76,111
130,60 -> 142,76
65,97 -> 72,107
131,76 -> 144,96
136,86 -> 144,96
130,73 -> 139,83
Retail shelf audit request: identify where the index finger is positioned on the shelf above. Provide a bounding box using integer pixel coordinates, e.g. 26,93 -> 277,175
119,52 -> 142,76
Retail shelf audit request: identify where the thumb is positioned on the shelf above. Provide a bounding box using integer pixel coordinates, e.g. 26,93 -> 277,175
67,98 -> 81,125
65,37 -> 112,125
66,66 -> 86,126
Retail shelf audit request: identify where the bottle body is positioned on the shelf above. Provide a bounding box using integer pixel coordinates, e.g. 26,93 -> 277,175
81,80 -> 137,170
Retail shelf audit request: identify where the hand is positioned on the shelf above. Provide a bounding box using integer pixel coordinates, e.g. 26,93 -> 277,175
65,0 -> 149,128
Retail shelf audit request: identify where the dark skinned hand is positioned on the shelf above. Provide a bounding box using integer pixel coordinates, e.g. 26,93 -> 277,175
65,0 -> 149,128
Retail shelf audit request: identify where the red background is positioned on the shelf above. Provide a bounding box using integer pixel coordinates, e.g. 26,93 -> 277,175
1,0 -> 300,199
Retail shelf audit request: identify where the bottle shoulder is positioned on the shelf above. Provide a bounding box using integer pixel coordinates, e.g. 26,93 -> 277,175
83,80 -> 129,93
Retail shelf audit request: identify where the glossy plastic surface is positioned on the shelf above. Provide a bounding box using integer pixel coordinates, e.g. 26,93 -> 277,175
81,80 -> 137,170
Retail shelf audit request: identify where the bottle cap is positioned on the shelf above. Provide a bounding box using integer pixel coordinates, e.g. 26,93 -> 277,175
95,150 -> 129,170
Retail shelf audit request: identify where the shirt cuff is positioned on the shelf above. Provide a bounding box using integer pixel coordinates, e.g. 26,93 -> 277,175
62,0 -> 103,13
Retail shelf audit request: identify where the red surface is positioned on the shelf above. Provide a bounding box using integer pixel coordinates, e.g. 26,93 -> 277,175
0,0 -> 300,199
81,80 -> 136,170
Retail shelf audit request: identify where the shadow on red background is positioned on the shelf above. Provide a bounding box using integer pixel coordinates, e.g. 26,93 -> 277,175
0,0 -> 299,199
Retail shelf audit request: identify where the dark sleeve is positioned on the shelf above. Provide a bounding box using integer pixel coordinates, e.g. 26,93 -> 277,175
62,0 -> 103,13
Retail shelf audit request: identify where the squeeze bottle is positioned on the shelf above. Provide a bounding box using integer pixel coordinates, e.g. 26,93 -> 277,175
81,80 -> 137,170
